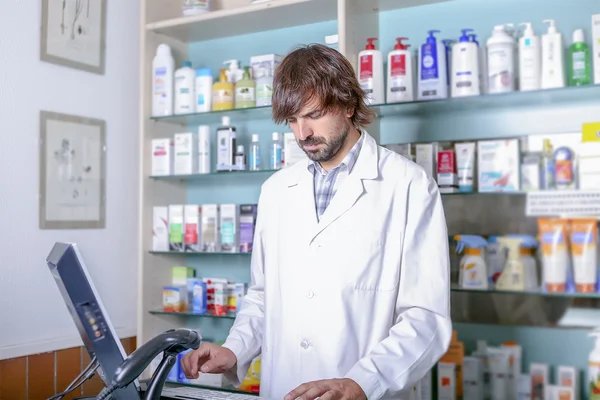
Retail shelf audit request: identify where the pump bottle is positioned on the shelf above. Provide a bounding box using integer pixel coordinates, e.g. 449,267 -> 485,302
386,37 -> 414,103
506,234 -> 539,289
495,236 -> 526,291
235,66 -> 256,109
487,24 -> 516,94
541,19 -> 565,89
451,29 -> 480,97
358,38 -> 384,105
454,235 -> 489,289
519,22 -> 542,91
212,68 -> 234,111
418,30 -> 448,100
589,330 -> 600,400
223,59 -> 244,84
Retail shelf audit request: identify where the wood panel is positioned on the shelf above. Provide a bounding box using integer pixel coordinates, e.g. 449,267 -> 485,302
56,347 -> 82,400
0,356 -> 27,399
27,352 -> 54,400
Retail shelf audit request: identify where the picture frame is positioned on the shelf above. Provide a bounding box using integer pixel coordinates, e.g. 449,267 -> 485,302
39,111 -> 106,229
40,0 -> 107,75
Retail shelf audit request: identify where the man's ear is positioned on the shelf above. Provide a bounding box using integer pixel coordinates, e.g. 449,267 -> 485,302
346,108 -> 355,118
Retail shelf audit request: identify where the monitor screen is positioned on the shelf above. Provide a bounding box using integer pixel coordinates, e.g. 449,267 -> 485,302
46,242 -> 140,400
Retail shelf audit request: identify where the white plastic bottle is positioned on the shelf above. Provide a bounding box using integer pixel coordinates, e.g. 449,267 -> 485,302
451,29 -> 480,97
151,44 -> 175,117
519,22 -> 542,91
541,19 -> 565,89
454,235 -> 489,290
358,38 -> 385,105
174,60 -> 196,115
197,125 -> 211,174
469,34 -> 488,94
195,68 -> 213,113
418,30 -> 448,100
589,330 -> 600,400
249,134 -> 261,171
255,67 -> 273,107
386,37 -> 414,103
487,24 -> 516,94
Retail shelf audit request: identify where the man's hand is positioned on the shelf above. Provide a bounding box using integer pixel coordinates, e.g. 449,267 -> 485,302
180,342 -> 237,379
284,378 -> 366,400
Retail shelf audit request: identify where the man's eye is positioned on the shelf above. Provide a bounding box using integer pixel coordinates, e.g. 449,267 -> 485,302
309,113 -> 322,120
287,118 -> 297,124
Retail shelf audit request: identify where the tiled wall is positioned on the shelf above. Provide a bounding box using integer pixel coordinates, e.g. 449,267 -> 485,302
0,337 -> 136,400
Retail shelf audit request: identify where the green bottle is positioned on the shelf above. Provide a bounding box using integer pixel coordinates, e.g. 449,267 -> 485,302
235,66 -> 256,109
568,28 -> 591,86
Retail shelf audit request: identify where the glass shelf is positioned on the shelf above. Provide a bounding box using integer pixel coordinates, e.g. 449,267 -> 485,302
149,169 -> 279,180
150,84 -> 600,124
451,284 -> 600,299
149,310 -> 237,319
149,251 -> 251,256
163,382 -> 258,396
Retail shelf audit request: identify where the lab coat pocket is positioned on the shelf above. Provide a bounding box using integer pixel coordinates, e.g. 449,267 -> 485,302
331,230 -> 401,292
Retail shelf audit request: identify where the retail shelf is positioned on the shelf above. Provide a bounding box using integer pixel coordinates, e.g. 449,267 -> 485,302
149,251 -> 251,256
149,310 -> 237,319
451,284 -> 600,299
145,0 -> 337,42
151,106 -> 273,126
151,84 -> 600,126
376,0 -> 450,12
149,169 -> 279,180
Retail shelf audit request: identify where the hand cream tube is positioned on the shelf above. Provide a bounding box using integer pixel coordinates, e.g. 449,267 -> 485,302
437,361 -> 457,400
488,347 -> 510,400
538,218 -> 570,292
530,362 -> 549,400
557,365 -> 578,400
569,219 -> 598,293
455,142 -> 476,193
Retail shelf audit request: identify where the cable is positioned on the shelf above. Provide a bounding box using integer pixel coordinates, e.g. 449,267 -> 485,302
46,356 -> 98,400
95,383 -> 118,400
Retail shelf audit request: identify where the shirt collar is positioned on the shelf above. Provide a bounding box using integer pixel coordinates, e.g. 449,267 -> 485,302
308,131 -> 364,175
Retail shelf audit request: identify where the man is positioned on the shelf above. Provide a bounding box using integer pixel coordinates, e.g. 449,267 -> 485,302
181,44 -> 452,400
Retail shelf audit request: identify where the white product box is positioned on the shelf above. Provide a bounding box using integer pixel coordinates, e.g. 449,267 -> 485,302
250,54 -> 283,78
283,132 -> 307,167
201,204 -> 219,252
168,205 -> 184,252
151,138 -> 174,176
152,206 -> 169,251
416,143 -> 438,179
579,142 -> 600,189
477,139 -> 521,192
219,204 -> 239,253
593,14 -> 600,84
174,132 -> 197,175
184,205 -> 201,252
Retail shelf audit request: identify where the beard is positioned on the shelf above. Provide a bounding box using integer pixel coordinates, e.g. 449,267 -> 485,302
297,123 -> 349,163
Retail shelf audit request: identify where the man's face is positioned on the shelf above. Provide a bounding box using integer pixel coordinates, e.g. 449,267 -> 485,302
286,102 -> 351,163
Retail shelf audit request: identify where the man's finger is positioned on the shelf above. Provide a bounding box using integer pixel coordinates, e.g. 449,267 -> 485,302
318,390 -> 337,400
297,385 -> 328,400
190,345 -> 210,376
285,382 -> 312,400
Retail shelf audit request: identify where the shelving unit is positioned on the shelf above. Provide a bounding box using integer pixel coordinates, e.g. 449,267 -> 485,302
137,0 -> 600,394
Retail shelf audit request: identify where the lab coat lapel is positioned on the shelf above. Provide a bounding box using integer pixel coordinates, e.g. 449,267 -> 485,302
286,162 -> 318,244
311,132 -> 379,241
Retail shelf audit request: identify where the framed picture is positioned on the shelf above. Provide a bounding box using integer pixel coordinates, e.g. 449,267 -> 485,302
40,0 -> 107,75
39,111 -> 106,229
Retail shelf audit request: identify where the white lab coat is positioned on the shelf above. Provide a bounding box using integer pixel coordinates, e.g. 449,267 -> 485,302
222,132 -> 452,400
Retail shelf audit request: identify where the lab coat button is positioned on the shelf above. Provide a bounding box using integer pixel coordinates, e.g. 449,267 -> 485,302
300,340 -> 309,349
306,290 -> 314,299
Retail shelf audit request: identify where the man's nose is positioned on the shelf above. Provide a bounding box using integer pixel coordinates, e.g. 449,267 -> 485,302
297,120 -> 311,141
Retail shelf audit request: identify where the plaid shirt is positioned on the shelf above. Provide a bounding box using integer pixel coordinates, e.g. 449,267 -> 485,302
308,132 -> 364,221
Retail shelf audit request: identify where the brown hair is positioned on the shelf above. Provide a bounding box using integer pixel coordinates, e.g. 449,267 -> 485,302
271,44 -> 374,128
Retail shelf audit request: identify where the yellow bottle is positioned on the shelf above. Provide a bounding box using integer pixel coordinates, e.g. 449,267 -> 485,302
212,68 -> 234,111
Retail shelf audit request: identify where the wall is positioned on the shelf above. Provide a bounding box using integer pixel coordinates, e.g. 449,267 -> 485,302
0,0 -> 140,360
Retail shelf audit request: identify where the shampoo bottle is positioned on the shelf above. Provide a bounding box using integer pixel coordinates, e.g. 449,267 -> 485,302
469,34 -> 487,94
507,234 -> 539,289
358,38 -> 385,105
418,30 -> 448,100
519,22 -> 542,91
588,330 -> 600,400
212,68 -> 234,111
487,24 -> 516,94
386,37 -> 414,103
541,19 -> 565,89
451,29 -> 480,97
152,44 -> 175,117
495,236 -> 526,291
235,66 -> 256,109
454,235 -> 489,289
174,60 -> 196,115
569,28 -> 591,86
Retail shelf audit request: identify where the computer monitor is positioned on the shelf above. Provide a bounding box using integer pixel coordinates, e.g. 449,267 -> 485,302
46,242 -> 141,399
